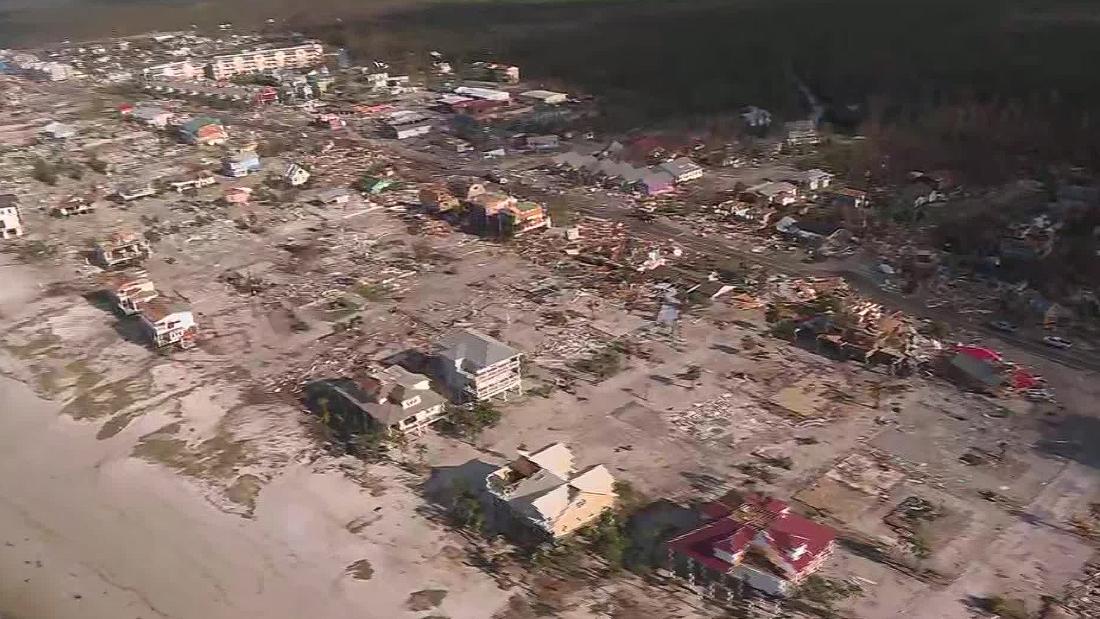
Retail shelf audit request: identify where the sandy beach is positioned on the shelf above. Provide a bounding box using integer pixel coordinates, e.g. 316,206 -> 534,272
0,258 -> 511,619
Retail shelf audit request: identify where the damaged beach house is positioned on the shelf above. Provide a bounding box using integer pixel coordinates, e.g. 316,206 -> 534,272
486,443 -> 617,539
666,493 -> 837,598
304,366 -> 448,438
137,298 -> 198,349
436,329 -> 523,402
221,149 -> 261,177
102,269 -> 158,315
93,231 -> 151,269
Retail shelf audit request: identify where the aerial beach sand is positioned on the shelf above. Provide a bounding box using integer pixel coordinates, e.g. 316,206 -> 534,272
0,258 -> 511,619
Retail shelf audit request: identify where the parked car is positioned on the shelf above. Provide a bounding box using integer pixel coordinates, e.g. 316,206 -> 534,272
1043,336 -> 1073,349
988,320 -> 1018,333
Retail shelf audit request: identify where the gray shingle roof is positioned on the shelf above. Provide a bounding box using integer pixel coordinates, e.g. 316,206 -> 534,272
439,329 -> 520,368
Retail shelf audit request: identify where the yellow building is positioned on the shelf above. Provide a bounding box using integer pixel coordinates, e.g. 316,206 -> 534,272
486,443 -> 616,538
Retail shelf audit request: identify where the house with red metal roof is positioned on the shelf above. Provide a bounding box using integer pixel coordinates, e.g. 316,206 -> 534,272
666,494 -> 836,597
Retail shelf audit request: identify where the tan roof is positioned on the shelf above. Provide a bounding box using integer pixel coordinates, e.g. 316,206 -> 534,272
568,464 -> 615,494
487,444 -> 616,533
521,443 -> 574,479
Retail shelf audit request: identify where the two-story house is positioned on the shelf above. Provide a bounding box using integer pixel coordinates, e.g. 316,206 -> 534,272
486,443 -> 617,539
137,299 -> 197,349
667,494 -> 836,598
304,366 -> 448,439
353,365 -> 448,437
93,231 -> 151,269
103,270 -> 158,316
437,329 -> 523,402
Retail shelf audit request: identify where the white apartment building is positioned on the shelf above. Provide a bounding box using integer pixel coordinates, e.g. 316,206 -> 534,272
205,43 -> 324,80
142,60 -> 204,81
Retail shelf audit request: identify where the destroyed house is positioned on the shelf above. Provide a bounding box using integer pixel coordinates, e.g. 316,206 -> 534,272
436,329 -> 523,401
168,173 -> 216,193
419,185 -> 459,212
103,270 -> 158,315
130,105 -> 172,128
94,232 -> 151,268
486,443 -> 616,539
448,178 -> 485,202
116,183 -> 157,202
50,197 -> 95,217
305,367 -> 447,438
314,188 -> 352,205
498,201 -> 551,237
138,299 -> 197,349
667,494 -> 836,597
467,192 -> 518,234
221,151 -> 261,177
468,191 -> 516,216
